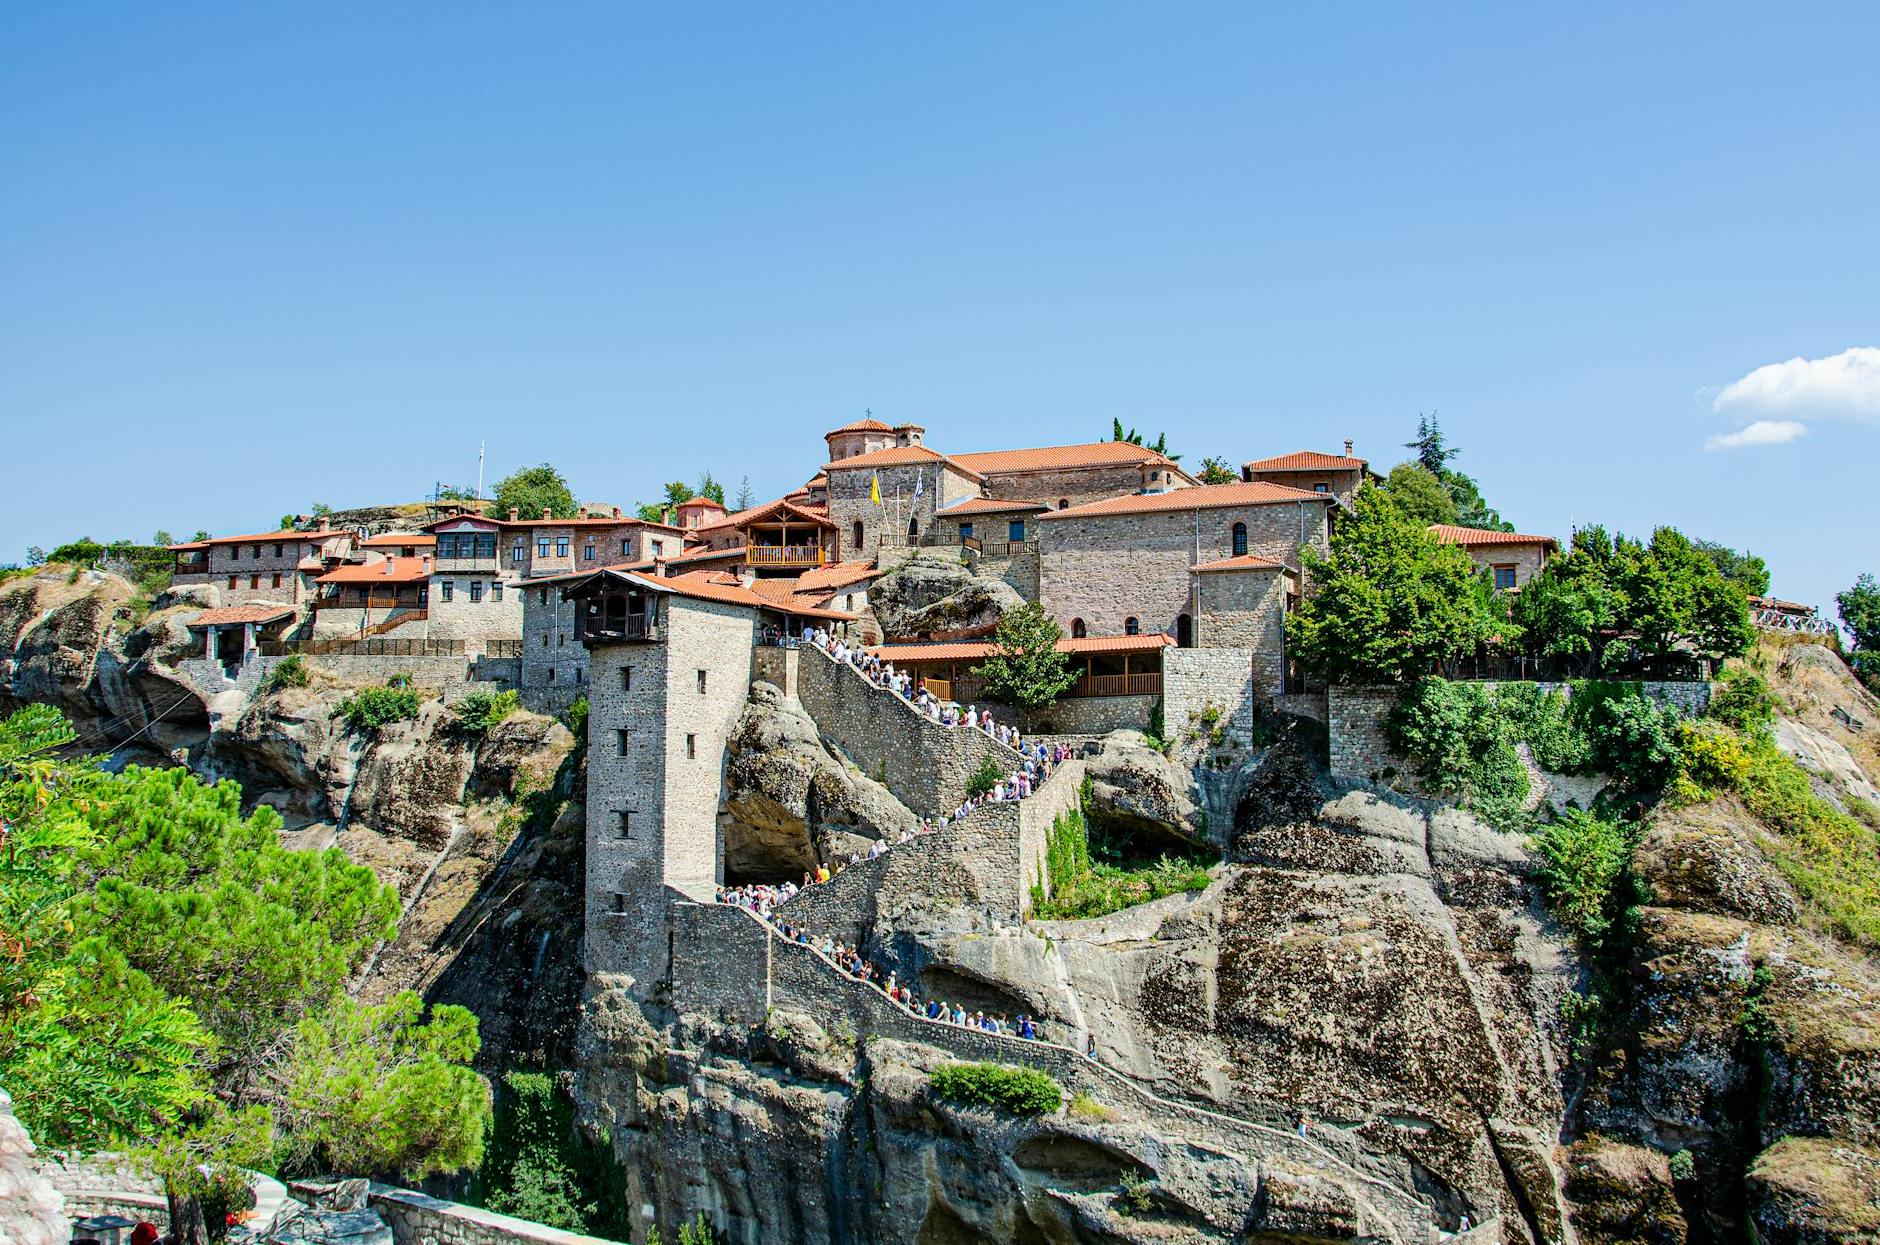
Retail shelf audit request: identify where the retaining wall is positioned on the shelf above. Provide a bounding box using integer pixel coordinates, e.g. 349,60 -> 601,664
751,645 -> 799,697
1163,647 -> 1256,763
1327,680 -> 1716,784
360,1184 -> 623,1245
794,643 -> 1019,818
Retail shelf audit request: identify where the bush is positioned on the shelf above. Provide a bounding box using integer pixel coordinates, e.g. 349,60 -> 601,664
561,696 -> 588,746
1585,693 -> 1684,794
965,755 -> 1005,800
261,655 -> 311,694
1531,810 -> 1637,949
1708,667 -> 1780,736
455,689 -> 519,735
335,685 -> 421,733
929,1061 -> 1062,1115
1030,807 -> 1212,919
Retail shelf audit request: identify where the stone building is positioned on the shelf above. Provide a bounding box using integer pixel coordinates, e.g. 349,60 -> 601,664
570,568 -> 850,996
1240,445 -> 1377,508
1428,523 -> 1558,590
168,521 -> 355,606
1036,480 -> 1334,656
952,440 -> 1193,509
823,444 -> 983,560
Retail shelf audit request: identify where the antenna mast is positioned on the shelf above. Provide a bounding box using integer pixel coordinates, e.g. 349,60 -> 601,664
476,440 -> 486,499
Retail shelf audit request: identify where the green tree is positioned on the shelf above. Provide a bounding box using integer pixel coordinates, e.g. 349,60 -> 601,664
694,473 -> 726,505
1440,468 -> 1510,531
1838,573 -> 1880,651
493,464 -> 578,522
1404,412 -> 1460,475
732,476 -> 756,511
1196,456 -> 1237,485
153,529 -> 176,547
1692,538 -> 1771,598
1382,463 -> 1459,525
1286,488 -> 1505,684
1402,414 -> 1509,530
1611,527 -> 1753,674
191,529 -> 212,543
1107,420 -> 1178,461
309,502 -> 332,519
971,603 -> 1078,709
638,480 -> 695,523
274,991 -> 489,1181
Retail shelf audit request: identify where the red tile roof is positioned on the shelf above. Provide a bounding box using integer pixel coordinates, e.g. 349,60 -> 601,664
693,498 -> 834,534
172,529 -> 343,549
935,496 -> 1052,516
795,560 -> 880,591
1192,554 -> 1288,573
1242,450 -> 1370,473
358,532 -> 435,548
676,496 -> 727,512
188,604 -> 296,627
1428,524 -> 1559,551
317,556 -> 433,585
826,417 -> 895,435
952,441 -> 1182,475
867,633 -> 1174,663
1041,480 -> 1332,521
821,444 -> 978,477
649,571 -> 855,620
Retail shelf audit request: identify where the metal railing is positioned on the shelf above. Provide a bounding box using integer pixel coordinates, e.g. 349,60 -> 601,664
258,636 -> 468,658
576,615 -> 658,643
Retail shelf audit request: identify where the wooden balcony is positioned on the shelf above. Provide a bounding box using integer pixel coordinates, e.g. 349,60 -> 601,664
1069,672 -> 1162,698
576,613 -> 659,644
744,544 -> 829,568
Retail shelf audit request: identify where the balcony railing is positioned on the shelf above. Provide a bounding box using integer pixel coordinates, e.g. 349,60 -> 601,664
745,545 -> 829,567
1069,672 -> 1162,698
576,614 -> 659,644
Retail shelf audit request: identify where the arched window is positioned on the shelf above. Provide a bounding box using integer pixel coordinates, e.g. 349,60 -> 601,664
1176,613 -> 1194,648
1057,498 -> 1069,510
1124,616 -> 1139,636
851,520 -> 864,553
1232,522 -> 1248,557
1071,618 -> 1087,638
907,517 -> 919,540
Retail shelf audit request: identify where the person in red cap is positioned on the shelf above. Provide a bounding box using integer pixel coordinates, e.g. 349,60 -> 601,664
129,1223 -> 161,1245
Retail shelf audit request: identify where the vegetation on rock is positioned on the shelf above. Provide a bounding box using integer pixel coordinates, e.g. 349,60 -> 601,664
929,1061 -> 1063,1115
455,688 -> 520,735
1030,804 -> 1212,919
1837,571 -> 1880,691
260,653 -> 310,693
336,683 -> 423,732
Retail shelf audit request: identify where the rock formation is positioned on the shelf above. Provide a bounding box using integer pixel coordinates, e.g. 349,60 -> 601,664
0,1089 -> 66,1245
869,551 -> 1025,640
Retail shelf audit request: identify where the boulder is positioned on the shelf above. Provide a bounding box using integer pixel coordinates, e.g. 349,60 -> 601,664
869,551 -> 1024,641
1563,1137 -> 1687,1245
1084,730 -> 1202,850
1746,1137 -> 1880,1245
1634,799 -> 1800,925
0,1089 -> 66,1245
722,681 -> 917,876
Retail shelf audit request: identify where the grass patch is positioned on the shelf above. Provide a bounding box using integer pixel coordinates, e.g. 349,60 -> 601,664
1674,719 -> 1880,948
929,1061 -> 1062,1115
261,654 -> 311,694
1030,806 -> 1213,920
335,684 -> 422,733
455,688 -> 519,735
1067,1091 -> 1114,1122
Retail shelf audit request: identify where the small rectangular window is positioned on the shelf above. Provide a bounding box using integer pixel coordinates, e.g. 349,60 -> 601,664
250,574 -> 260,589
1008,519 -> 1026,542
584,544 -> 595,561
621,538 -> 632,556
697,669 -> 707,694
651,539 -> 664,556
556,536 -> 570,557
616,729 -> 630,756
1314,483 -> 1329,493
960,522 -> 974,540
615,810 -> 633,838
469,580 -> 484,603
685,734 -> 697,759
512,540 -> 524,564
441,581 -> 454,602
274,542 -> 284,556
547,668 -> 555,682
271,573 -> 282,588
540,588 -> 549,605
537,537 -> 551,558
491,582 -> 503,602
1493,565 -> 1518,591
227,575 -> 238,588
542,633 -> 550,647
620,668 -> 632,691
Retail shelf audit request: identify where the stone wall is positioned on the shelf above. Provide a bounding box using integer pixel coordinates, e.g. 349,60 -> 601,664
362,1183 -> 622,1245
1163,647 -> 1256,761
669,901 -> 773,1025
794,643 -> 1019,818
1193,568 -> 1288,696
520,582 -> 588,698
1455,541 -> 1551,589
975,545 -> 1040,601
426,576 -> 523,646
1327,680 -> 1716,784
826,462 -> 980,560
976,463 -> 1172,509
751,645 -> 799,697
310,601 -> 429,638
1036,499 -> 1328,641
1022,692 -> 1156,736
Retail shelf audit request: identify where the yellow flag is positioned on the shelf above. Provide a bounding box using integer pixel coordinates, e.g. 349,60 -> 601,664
869,472 -> 881,504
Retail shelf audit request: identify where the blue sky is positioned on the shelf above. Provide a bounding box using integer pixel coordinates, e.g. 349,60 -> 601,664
2,4 -> 1875,614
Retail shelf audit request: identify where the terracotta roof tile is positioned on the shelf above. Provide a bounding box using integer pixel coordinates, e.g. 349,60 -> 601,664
1241,450 -> 1370,473
1041,480 -> 1332,521
795,560 -> 879,591
1428,524 -> 1559,550
317,556 -> 433,584
952,441 -> 1182,475
188,604 -> 296,627
821,444 -> 977,476
180,529 -> 343,548
935,496 -> 1052,516
866,634 -> 1173,663
358,532 -> 435,548
676,496 -> 727,512
826,418 -> 895,435
1192,554 -> 1288,573
693,498 -> 835,534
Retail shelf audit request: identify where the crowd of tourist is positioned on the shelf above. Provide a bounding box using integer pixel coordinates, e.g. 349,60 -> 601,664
717,883 -> 1047,1043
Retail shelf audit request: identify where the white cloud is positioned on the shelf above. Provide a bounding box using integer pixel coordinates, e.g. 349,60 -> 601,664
1712,346 -> 1880,423
1704,419 -> 1808,451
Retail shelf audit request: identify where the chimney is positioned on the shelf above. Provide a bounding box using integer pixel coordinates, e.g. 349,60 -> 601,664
542,506 -> 554,520
316,515 -> 331,531
652,556 -> 668,578
422,554 -> 432,571
383,558 -> 394,575
1344,439 -> 1354,457
508,507 -> 521,521
612,505 -> 622,519
661,505 -> 673,526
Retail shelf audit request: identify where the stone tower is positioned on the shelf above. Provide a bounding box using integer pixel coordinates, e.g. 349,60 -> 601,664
573,570 -> 757,998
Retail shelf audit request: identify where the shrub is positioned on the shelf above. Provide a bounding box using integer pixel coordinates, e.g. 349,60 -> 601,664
1030,807 -> 1212,919
1531,810 -> 1637,949
261,654 -> 311,694
1708,667 -> 1780,736
1118,1169 -> 1155,1214
455,689 -> 519,735
1067,1092 -> 1113,1122
561,696 -> 588,745
965,755 -> 1005,800
335,685 -> 421,733
929,1061 -> 1062,1115
1585,693 -> 1683,793
1668,1149 -> 1696,1182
